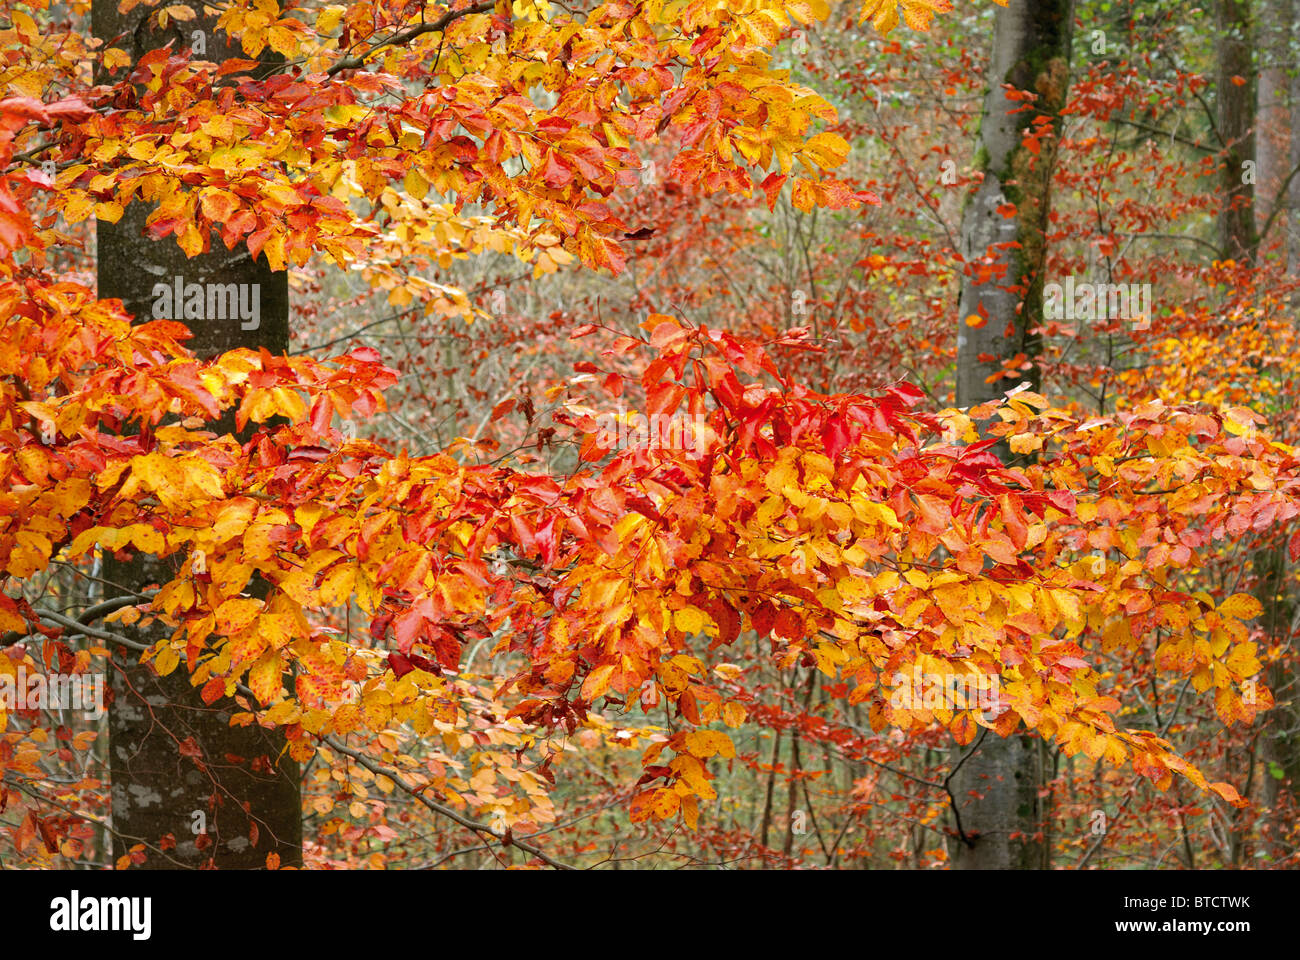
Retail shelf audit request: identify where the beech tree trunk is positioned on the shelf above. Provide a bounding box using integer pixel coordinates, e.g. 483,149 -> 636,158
93,4 -> 301,867
1217,0 -> 1256,261
1255,0 -> 1300,857
950,0 -> 1074,870
1254,0 -> 1289,247
1291,16 -> 1300,278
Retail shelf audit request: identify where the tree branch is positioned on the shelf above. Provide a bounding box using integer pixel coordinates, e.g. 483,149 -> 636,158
325,1 -> 496,77
18,600 -> 579,870
322,734 -> 577,870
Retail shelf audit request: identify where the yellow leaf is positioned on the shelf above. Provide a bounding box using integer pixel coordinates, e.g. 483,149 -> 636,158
155,646 -> 180,677
681,794 -> 699,831
263,231 -> 287,271
216,597 -> 261,634
1051,588 -> 1081,625
96,201 -> 124,223
1218,593 -> 1262,621
673,606 -> 706,634
127,524 -> 164,554
316,5 -> 345,32
360,689 -> 392,728
228,630 -> 269,666
213,498 -> 257,541
61,193 -> 94,223
103,47 -> 133,71
650,787 -> 680,819
0,603 -> 24,633
177,222 -> 204,257
404,168 -> 430,200
331,703 -> 361,734
258,613 -> 295,649
801,131 -> 850,169
248,652 -> 283,703
267,24 -> 301,57
791,177 -> 817,212
684,729 -> 735,759
318,563 -> 356,605
10,10 -> 37,35
106,600 -> 141,624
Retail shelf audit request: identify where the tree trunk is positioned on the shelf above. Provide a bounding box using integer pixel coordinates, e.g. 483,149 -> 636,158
1254,0 -> 1289,248
1274,1 -> 1300,853
1239,0 -> 1300,860
756,722 -> 782,865
93,4 -> 301,868
950,0 -> 1073,870
1290,10 -> 1300,278
1217,0 -> 1256,261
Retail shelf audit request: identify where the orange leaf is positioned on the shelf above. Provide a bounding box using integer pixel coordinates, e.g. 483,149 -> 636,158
199,677 -> 227,704
1209,781 -> 1246,807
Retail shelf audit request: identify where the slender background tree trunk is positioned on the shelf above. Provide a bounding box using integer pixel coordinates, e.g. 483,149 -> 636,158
950,0 -> 1074,870
1290,8 -> 1300,278
1256,0 -> 1300,860
1217,0 -> 1256,261
1254,0 -> 1289,248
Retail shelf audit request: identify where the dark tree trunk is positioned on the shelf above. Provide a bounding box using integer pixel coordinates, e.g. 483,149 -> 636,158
950,0 -> 1074,871
93,3 -> 300,868
1216,0 -> 1256,261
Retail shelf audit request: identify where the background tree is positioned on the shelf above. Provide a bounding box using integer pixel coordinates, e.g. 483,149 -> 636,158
950,0 -> 1074,870
91,0 -> 300,867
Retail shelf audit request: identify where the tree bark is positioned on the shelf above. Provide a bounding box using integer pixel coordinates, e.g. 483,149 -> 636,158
955,0 -> 1073,410
93,4 -> 301,867
1290,8 -> 1300,278
1240,0 -> 1300,860
1217,0 -> 1256,261
950,0 -> 1073,870
1254,0 -> 1289,248
1274,2 -> 1300,851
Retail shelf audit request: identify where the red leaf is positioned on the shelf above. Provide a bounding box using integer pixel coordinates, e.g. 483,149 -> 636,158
760,172 -> 787,210
750,602 -> 776,638
543,151 -> 573,187
646,381 -> 684,419
821,414 -> 850,460
388,652 -> 414,678
45,97 -> 94,122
